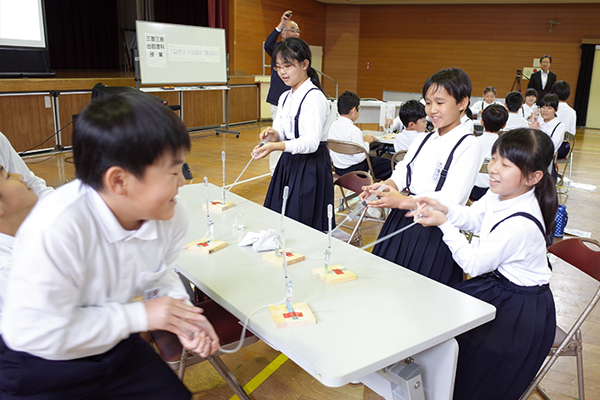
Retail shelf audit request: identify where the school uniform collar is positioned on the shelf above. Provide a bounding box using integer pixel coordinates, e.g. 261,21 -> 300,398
433,121 -> 471,141
338,116 -> 354,125
0,232 -> 15,251
85,183 -> 159,243
289,78 -> 316,99
488,188 -> 536,213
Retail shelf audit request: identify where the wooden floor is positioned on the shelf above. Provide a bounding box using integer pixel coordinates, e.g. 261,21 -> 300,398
24,122 -> 600,400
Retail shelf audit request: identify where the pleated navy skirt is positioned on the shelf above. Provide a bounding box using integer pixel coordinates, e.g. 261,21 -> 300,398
264,142 -> 335,232
372,208 -> 463,285
452,272 -> 556,400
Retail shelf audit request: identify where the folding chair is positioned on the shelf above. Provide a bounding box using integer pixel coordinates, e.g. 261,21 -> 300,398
151,299 -> 258,400
556,132 -> 575,194
331,171 -> 373,246
520,238 -> 600,400
390,150 -> 407,169
327,139 -> 379,181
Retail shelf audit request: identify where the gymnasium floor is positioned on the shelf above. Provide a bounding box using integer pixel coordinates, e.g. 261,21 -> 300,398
25,122 -> 600,400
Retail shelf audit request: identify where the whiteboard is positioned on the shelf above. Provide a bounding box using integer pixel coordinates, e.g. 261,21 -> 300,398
136,20 -> 227,85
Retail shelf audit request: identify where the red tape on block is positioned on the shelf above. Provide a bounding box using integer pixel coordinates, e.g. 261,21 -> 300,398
332,269 -> 345,275
283,312 -> 304,319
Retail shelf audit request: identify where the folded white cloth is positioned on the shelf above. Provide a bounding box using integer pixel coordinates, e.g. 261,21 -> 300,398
238,229 -> 279,252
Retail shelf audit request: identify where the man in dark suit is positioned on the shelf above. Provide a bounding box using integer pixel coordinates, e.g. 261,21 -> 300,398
528,55 -> 557,105
264,10 -> 301,172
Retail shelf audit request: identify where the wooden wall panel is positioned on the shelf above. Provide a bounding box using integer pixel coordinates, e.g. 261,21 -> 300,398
230,0 -> 327,77
182,90 -> 224,129
354,4 -> 600,103
323,4 -> 361,96
229,85 -> 258,123
56,92 -> 91,148
0,94 -> 55,153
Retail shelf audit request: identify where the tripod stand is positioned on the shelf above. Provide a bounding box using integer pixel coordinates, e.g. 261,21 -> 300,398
510,69 -> 522,92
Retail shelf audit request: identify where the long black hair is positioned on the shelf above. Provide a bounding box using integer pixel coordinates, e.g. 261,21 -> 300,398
273,37 -> 323,92
491,128 -> 558,234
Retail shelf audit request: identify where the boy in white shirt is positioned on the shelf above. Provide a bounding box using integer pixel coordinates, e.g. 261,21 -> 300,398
470,104 -> 507,201
470,86 -> 502,115
504,91 -> 530,131
0,131 -> 53,199
328,91 -> 392,180
394,100 -> 427,153
0,92 -> 219,400
551,80 -> 577,137
0,167 -> 39,335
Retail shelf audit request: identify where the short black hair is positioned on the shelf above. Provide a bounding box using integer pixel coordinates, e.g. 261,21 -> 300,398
73,91 -> 190,190
422,68 -> 472,106
550,81 -> 571,101
399,100 -> 426,127
505,91 -> 524,112
540,55 -> 552,63
337,91 -> 360,115
481,104 -> 508,133
539,94 -> 559,111
525,88 -> 538,99
483,86 -> 496,95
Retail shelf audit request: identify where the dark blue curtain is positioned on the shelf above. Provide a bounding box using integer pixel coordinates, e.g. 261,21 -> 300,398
574,44 -> 595,127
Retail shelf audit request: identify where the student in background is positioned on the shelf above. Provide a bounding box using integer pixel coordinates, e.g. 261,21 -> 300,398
413,129 -> 557,400
328,91 -> 392,180
1,92 -> 219,400
470,105 -> 507,201
503,91 -> 530,131
521,88 -> 538,120
361,68 -> 482,285
0,131 -> 53,199
530,94 -> 564,154
264,10 -> 301,174
0,167 -> 39,335
253,38 -> 334,231
394,100 -> 428,152
551,80 -> 577,136
470,86 -> 502,115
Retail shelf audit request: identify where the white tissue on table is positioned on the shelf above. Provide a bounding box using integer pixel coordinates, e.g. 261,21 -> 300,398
238,229 -> 278,252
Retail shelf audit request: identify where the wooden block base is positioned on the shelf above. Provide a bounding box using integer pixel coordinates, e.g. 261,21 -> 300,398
185,238 -> 227,254
262,250 -> 305,266
202,201 -> 235,212
269,303 -> 316,329
312,264 -> 357,285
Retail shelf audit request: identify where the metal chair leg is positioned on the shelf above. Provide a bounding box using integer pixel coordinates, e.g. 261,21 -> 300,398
208,355 -> 251,400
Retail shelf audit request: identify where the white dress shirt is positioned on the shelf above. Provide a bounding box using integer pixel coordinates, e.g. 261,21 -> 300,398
461,114 -> 475,134
0,233 -> 15,334
521,103 -> 536,120
390,123 -> 482,206
505,113 -> 530,131
440,189 -> 551,286
475,131 -> 499,188
391,116 -> 404,133
541,71 -> 549,90
394,130 -> 425,152
0,131 -> 53,199
273,78 -> 330,154
327,116 -> 367,169
540,117 -> 565,153
556,102 -> 577,135
470,100 -> 503,115
2,181 -> 190,360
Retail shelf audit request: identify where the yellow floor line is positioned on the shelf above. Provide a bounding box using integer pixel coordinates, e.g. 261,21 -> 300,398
229,353 -> 289,400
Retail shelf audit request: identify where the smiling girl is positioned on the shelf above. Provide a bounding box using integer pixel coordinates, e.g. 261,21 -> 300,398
361,68 -> 482,285
413,128 -> 558,400
252,38 -> 333,231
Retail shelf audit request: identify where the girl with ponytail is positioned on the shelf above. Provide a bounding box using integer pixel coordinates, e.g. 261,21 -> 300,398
410,128 -> 558,400
252,37 -> 334,231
